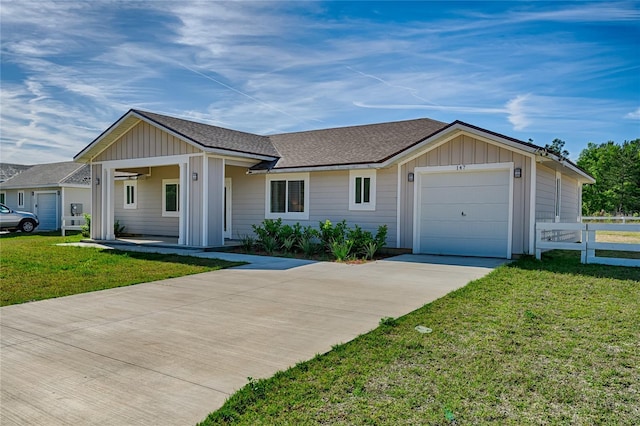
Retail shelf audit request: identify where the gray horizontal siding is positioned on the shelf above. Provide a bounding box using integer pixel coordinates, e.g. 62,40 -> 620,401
228,166 -> 398,246
113,165 -> 179,237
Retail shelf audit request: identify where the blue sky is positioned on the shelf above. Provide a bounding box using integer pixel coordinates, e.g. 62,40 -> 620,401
1,1 -> 638,164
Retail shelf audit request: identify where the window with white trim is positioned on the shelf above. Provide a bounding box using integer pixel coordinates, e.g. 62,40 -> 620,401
265,173 -> 309,220
0,192 -> 5,205
554,172 -> 561,222
124,181 -> 137,209
17,191 -> 25,208
349,170 -> 376,211
162,179 -> 180,217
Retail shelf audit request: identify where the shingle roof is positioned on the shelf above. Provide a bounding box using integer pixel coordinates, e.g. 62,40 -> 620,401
134,110 -> 279,157
0,162 -> 90,188
133,110 -> 449,169
266,118 -> 448,169
0,163 -> 32,183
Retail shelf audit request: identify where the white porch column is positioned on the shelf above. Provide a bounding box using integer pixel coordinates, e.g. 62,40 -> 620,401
178,162 -> 188,245
104,167 -> 115,240
202,155 -> 209,246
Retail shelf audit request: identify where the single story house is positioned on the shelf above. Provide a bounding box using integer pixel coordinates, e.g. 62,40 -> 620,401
0,162 -> 91,231
74,109 -> 594,258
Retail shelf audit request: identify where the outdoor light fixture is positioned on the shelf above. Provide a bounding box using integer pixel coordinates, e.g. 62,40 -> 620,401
95,176 -> 100,186
514,167 -> 522,178
192,172 -> 198,181
408,172 -> 415,182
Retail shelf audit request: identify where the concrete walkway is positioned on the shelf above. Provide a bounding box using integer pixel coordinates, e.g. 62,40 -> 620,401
1,252 -> 505,425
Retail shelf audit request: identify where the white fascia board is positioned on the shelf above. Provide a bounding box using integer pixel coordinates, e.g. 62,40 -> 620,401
94,154 -> 198,168
248,163 -> 383,174
60,184 -> 91,189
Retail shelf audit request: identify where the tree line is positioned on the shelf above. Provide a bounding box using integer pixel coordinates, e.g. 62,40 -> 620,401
546,138 -> 639,216
576,138 -> 640,216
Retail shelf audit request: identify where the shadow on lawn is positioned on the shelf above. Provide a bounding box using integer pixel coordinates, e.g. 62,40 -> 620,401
102,249 -> 245,268
509,250 -> 640,282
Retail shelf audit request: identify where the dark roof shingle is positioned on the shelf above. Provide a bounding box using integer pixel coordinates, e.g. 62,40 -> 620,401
266,118 -> 448,169
134,110 -> 279,157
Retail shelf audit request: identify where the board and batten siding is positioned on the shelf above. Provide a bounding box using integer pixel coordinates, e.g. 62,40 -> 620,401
561,175 -> 580,222
228,166 -> 398,246
399,134 -> 532,255
535,164 -> 556,223
113,165 -> 179,237
94,121 -> 199,162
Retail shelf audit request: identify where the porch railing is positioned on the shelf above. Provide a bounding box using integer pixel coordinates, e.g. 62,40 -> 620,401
61,215 -> 86,236
535,222 -> 640,267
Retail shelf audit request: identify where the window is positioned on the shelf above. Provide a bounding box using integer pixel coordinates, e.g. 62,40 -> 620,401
349,170 -> 376,211
0,192 -> 6,205
123,181 -> 137,209
162,179 -> 180,217
554,172 -> 561,221
17,191 -> 24,208
265,173 -> 309,220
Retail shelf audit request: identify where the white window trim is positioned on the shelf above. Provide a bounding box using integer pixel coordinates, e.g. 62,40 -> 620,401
0,192 -> 5,205
555,171 -> 561,222
17,191 -> 25,208
349,169 -> 376,211
123,180 -> 137,210
265,172 -> 310,220
162,179 -> 180,217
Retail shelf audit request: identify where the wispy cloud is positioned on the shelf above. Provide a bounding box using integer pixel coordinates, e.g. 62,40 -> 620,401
0,1 -> 637,163
625,107 -> 640,120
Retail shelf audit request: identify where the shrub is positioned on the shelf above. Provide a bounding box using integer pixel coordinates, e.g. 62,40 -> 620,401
363,241 -> 379,260
81,213 -> 91,238
261,235 -> 278,255
319,219 -> 347,253
331,239 -> 354,261
114,220 -> 125,237
239,234 -> 255,253
298,237 -> 318,257
281,235 -> 296,253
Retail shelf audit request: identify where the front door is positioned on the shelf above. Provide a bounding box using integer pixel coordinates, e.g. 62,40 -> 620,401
224,178 -> 232,239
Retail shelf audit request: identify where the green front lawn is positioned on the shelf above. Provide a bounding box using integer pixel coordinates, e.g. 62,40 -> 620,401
201,251 -> 640,425
0,232 -> 243,306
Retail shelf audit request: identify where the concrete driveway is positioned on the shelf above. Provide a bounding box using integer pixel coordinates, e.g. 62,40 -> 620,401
1,254 -> 504,425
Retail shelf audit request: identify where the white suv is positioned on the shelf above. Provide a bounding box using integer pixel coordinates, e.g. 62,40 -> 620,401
0,203 -> 39,233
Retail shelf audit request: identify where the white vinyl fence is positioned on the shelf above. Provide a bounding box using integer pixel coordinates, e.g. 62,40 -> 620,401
535,222 -> 640,267
61,215 -> 86,236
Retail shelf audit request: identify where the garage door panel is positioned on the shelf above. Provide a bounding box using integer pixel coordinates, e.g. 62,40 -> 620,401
36,193 -> 57,230
419,220 -> 509,240
420,203 -> 509,221
420,236 -> 506,258
423,171 -> 507,187
416,168 -> 511,258
421,186 -> 509,205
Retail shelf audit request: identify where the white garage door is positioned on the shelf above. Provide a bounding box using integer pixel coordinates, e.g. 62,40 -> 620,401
416,167 -> 511,258
36,193 -> 58,230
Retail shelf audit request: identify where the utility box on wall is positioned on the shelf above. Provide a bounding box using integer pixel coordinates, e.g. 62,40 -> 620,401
71,203 -> 83,216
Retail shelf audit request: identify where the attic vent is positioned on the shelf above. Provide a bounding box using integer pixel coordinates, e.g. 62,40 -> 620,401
82,177 -> 91,183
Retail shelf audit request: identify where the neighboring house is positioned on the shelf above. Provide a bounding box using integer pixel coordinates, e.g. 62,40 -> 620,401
0,162 -> 91,231
74,109 -> 594,258
0,163 -> 32,185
